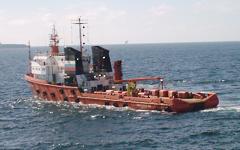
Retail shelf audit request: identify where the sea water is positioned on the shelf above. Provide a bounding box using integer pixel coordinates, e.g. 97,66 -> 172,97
1,42 -> 240,149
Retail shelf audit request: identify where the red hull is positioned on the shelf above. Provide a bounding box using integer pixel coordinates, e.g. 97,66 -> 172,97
25,75 -> 219,113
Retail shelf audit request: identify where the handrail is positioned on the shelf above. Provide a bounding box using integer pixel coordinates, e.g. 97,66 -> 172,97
114,76 -> 163,83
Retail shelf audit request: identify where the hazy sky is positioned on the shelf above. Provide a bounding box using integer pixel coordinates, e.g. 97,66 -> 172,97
0,0 -> 240,46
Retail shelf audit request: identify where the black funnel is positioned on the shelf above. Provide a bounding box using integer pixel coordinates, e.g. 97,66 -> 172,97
64,47 -> 83,75
92,46 -> 112,72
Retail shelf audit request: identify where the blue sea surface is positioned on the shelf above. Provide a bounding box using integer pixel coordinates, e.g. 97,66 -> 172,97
1,42 -> 240,149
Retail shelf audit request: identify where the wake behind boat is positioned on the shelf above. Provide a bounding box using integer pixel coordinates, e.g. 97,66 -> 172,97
25,18 -> 219,113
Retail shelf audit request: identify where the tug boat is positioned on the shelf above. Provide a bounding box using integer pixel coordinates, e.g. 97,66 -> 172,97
25,18 -> 219,113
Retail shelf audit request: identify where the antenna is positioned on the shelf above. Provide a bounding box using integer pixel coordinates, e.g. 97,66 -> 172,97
70,23 -> 73,45
72,17 -> 87,54
28,40 -> 31,60
28,40 -> 31,73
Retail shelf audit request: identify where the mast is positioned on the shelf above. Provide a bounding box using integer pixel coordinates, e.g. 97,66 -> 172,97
28,40 -> 31,73
28,40 -> 31,61
72,17 -> 87,55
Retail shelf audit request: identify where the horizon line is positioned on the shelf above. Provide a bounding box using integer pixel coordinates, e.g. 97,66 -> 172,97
1,40 -> 240,47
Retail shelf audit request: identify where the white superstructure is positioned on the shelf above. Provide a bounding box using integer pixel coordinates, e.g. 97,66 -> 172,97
31,54 -> 65,83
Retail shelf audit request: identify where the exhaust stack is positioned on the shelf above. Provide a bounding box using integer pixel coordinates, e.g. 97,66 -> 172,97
114,60 -> 123,82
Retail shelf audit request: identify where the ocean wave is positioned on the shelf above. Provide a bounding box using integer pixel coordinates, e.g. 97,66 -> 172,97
133,116 -> 142,120
165,79 -> 240,85
201,105 -> 240,113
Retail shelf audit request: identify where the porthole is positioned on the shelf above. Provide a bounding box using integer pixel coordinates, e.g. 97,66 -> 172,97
113,103 -> 119,107
59,88 -> 64,94
75,98 -> 80,103
123,103 -> 128,107
71,90 -> 76,95
64,97 -> 68,102
50,93 -> 55,97
42,91 -> 47,96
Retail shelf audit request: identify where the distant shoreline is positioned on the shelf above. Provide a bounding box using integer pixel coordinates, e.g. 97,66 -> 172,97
0,44 -> 27,48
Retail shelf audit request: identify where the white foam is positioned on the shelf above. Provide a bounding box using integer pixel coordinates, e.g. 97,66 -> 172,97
201,107 -> 223,112
227,106 -> 240,112
201,105 -> 240,113
90,114 -> 99,118
133,116 -> 142,120
30,98 -> 171,114
78,110 -> 88,113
